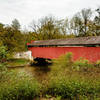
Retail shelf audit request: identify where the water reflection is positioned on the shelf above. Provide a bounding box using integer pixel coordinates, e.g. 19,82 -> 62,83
8,59 -> 52,82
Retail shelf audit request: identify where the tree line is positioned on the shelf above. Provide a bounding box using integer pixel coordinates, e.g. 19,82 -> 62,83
0,7 -> 100,57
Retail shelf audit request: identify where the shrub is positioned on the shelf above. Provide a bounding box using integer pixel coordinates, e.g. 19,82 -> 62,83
52,52 -> 73,68
96,60 -> 100,67
45,77 -> 100,99
0,63 -> 7,82
49,52 -> 73,77
43,53 -> 100,99
0,45 -> 8,62
0,70 -> 40,100
73,58 -> 93,70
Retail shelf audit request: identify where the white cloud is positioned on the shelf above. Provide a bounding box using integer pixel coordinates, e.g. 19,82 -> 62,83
0,0 -> 100,29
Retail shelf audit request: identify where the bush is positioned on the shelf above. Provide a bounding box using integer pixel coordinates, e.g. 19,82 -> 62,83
73,58 -> 93,70
52,52 -> 73,68
49,52 -> 73,78
0,70 -> 40,100
45,77 -> 100,99
0,45 -> 8,62
0,63 -> 8,83
96,60 -> 100,67
42,53 -> 100,99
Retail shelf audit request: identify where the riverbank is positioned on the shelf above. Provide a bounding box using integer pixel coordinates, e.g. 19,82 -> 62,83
1,54 -> 100,100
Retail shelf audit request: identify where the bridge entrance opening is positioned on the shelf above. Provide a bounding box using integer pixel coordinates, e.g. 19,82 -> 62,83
33,58 -> 52,66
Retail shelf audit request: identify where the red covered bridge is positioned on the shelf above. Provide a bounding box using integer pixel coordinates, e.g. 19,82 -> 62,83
27,36 -> 100,62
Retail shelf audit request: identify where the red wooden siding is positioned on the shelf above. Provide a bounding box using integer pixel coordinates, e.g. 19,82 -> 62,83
28,47 -> 100,62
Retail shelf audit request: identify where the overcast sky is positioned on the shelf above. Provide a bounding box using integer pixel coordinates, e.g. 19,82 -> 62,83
0,0 -> 100,29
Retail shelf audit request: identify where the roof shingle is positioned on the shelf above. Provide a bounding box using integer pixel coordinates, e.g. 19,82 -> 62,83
28,36 -> 100,47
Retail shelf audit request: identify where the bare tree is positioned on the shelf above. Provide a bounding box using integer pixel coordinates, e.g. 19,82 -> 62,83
80,8 -> 92,35
30,16 -> 68,40
11,19 -> 21,30
70,8 -> 92,36
70,13 -> 83,36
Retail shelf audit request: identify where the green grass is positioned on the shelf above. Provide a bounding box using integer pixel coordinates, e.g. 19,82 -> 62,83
41,53 -> 100,99
0,66 -> 40,100
1,53 -> 100,100
7,58 -> 30,67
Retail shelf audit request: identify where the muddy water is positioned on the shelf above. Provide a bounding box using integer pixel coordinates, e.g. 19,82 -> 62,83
8,65 -> 51,83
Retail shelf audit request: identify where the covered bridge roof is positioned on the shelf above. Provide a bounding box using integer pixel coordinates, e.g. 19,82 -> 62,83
28,36 -> 100,47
